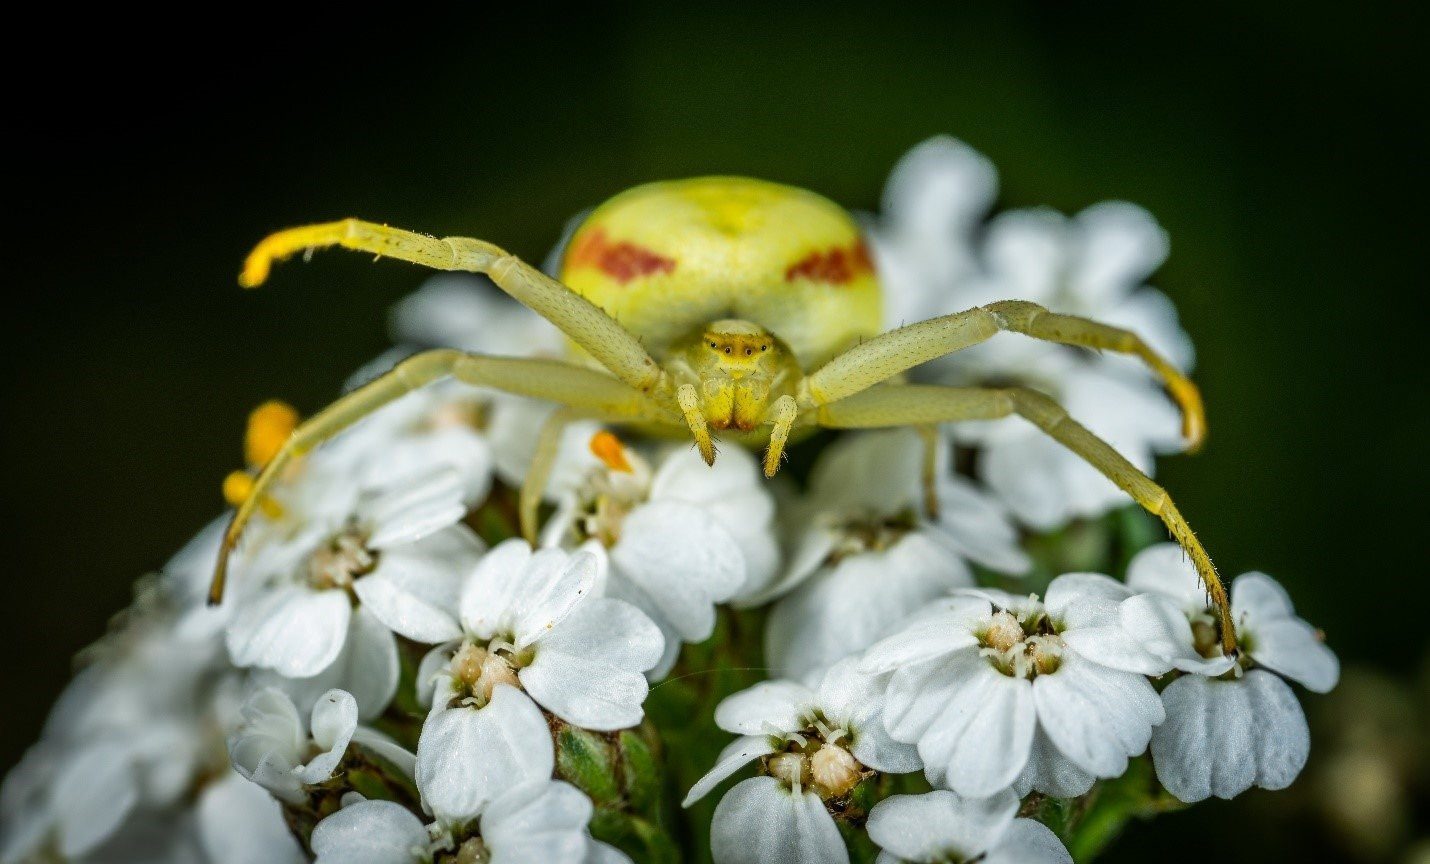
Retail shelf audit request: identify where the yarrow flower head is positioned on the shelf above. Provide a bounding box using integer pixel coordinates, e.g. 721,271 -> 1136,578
685,657 -> 920,864
861,574 -> 1166,798
1121,544 -> 1339,801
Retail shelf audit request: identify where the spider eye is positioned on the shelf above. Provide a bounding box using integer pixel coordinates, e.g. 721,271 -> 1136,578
709,341 -> 718,349
723,346 -> 732,355
744,347 -> 752,356
760,345 -> 768,352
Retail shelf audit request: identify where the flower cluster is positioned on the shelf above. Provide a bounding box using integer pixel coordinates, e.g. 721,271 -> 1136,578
0,138 -> 1336,864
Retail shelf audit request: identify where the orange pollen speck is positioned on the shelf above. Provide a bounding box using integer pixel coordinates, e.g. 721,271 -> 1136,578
589,431 -> 633,473
244,400 -> 300,467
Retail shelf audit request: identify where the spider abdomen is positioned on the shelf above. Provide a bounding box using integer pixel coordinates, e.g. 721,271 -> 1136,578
558,177 -> 883,371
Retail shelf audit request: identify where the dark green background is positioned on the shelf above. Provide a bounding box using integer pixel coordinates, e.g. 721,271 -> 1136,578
3,4 -> 1422,861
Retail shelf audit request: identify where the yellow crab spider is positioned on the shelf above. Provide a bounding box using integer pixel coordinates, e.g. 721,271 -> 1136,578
209,177 -> 1233,654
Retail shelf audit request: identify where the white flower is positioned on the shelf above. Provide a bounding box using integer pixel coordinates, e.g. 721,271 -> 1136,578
950,204 -> 1190,529
414,541 -> 662,824
872,140 -> 1194,529
867,789 -> 1071,864
686,658 -> 920,864
225,458 -> 481,702
0,585 -> 238,862
195,770 -> 305,864
763,429 -> 1027,684
544,435 -> 778,678
862,574 -> 1164,798
228,688 -> 359,804
870,136 -> 999,330
311,781 -> 630,864
1122,544 -> 1338,802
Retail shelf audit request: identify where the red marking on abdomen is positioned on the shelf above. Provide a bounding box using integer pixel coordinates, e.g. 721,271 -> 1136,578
784,239 -> 874,284
567,228 -> 676,284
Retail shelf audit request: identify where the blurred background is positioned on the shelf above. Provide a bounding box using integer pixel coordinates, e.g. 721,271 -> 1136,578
3,3 -> 1423,861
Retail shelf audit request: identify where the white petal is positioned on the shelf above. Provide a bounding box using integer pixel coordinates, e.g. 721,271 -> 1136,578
1234,572 -> 1338,692
710,777 -> 848,864
363,470 -> 468,549
53,742 -> 140,857
311,800 -> 429,864
353,527 -> 480,643
415,685 -> 554,823
481,780 -> 593,863
519,598 -> 662,730
227,585 -> 351,677
882,658 -> 969,744
350,727 -> 418,780
1244,669 -> 1312,790
924,475 -> 1031,576
1068,201 -> 1168,308
767,535 -> 969,684
457,538 -> 536,638
683,737 -> 777,807
983,819 -> 1073,864
1151,671 -> 1307,802
197,771 -> 304,864
584,839 -> 636,864
611,500 -> 745,642
817,659 -> 921,774
917,660 -> 1035,797
714,681 -> 815,736
302,689 -> 359,784
866,790 -> 1016,862
1118,594 -> 1234,676
1032,656 -> 1162,779
276,605 -> 400,723
462,541 -> 597,647
1247,618 -> 1340,693
649,446 -> 775,545
1014,729 -> 1095,799
859,597 -> 989,675
1125,543 -> 1204,609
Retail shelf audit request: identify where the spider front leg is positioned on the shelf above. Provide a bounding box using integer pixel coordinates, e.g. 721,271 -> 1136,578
814,382 -> 1237,656
804,300 -> 1206,450
208,349 -> 671,603
241,219 -> 667,396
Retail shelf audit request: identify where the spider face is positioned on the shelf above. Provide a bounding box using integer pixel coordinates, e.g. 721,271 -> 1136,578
680,319 -> 798,432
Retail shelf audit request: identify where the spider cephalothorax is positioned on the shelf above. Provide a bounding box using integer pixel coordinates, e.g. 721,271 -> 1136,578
210,176 -> 1234,655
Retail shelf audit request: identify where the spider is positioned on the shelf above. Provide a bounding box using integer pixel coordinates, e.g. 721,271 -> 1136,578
208,176 -> 1235,654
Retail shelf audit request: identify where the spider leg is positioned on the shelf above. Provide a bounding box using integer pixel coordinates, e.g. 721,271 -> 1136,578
760,395 -> 800,478
520,407 -> 579,545
816,383 -> 1236,655
209,349 -> 671,604
677,384 -> 716,466
803,300 -> 1205,450
915,425 -> 941,520
241,219 -> 666,395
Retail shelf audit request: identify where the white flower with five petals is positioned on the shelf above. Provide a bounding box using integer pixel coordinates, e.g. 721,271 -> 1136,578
861,574 -> 1165,798
686,658 -> 920,864
414,541 -> 663,824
